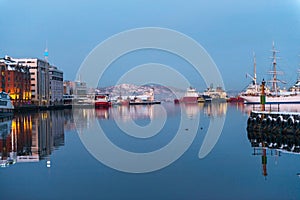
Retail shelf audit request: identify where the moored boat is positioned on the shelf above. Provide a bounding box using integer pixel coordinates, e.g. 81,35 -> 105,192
241,43 -> 300,104
201,86 -> 227,102
94,94 -> 111,108
0,91 -> 14,115
174,87 -> 204,104
227,96 -> 244,103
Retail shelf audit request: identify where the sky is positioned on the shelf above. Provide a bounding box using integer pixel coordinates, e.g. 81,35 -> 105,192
1,0 -> 300,91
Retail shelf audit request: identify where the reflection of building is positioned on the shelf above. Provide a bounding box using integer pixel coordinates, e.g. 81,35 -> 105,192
0,111 -> 65,167
0,56 -> 31,105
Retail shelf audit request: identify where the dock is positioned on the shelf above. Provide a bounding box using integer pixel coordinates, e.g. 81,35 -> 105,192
13,104 -> 72,112
129,101 -> 161,105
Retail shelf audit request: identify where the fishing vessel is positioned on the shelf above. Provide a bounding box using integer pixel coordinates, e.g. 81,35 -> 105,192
94,94 -> 111,108
0,91 -> 14,115
174,87 -> 204,104
241,43 -> 300,104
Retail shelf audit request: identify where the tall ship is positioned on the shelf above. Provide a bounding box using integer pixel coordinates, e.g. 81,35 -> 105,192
0,91 -> 14,115
241,43 -> 300,104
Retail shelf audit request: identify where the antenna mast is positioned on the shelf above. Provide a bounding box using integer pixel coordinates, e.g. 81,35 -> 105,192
44,40 -> 49,62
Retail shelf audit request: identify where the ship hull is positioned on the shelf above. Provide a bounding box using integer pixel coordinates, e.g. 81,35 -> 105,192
242,95 -> 300,104
175,96 -> 205,104
95,101 -> 111,108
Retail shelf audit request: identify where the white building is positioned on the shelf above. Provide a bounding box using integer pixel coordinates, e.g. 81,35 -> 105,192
49,65 -> 63,105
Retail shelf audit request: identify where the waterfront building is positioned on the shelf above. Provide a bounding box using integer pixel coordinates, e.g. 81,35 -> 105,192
49,65 -> 63,105
12,58 -> 50,106
12,57 -> 63,106
0,56 -> 31,105
63,80 -> 75,95
74,80 -> 88,98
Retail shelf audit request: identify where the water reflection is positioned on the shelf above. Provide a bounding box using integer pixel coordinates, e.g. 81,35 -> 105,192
73,103 -> 228,129
247,127 -> 300,178
0,111 -> 65,168
1,103 -> 228,168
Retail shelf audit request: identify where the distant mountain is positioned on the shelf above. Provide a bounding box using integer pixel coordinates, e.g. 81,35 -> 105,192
96,84 -> 186,101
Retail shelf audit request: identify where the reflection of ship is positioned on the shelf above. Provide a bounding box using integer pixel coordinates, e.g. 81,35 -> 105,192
0,91 -> 14,116
174,87 -> 204,103
182,103 -> 202,118
0,119 -> 14,167
203,102 -> 227,117
241,43 -> 300,104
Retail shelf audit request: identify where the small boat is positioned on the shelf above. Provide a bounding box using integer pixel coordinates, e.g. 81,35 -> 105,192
0,91 -> 14,116
94,94 -> 111,108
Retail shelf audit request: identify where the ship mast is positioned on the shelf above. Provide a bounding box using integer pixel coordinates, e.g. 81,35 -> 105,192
253,52 -> 257,92
270,41 -> 280,94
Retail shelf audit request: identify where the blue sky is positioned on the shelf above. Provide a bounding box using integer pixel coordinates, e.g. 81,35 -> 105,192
1,0 -> 299,91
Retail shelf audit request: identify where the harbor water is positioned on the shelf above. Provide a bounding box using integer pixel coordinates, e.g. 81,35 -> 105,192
1,103 -> 300,199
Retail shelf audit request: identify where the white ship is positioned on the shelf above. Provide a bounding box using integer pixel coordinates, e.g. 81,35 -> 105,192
0,91 -> 14,115
241,43 -> 300,104
202,86 -> 227,102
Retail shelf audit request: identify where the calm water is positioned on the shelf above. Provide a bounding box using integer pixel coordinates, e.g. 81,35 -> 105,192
1,103 -> 300,200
